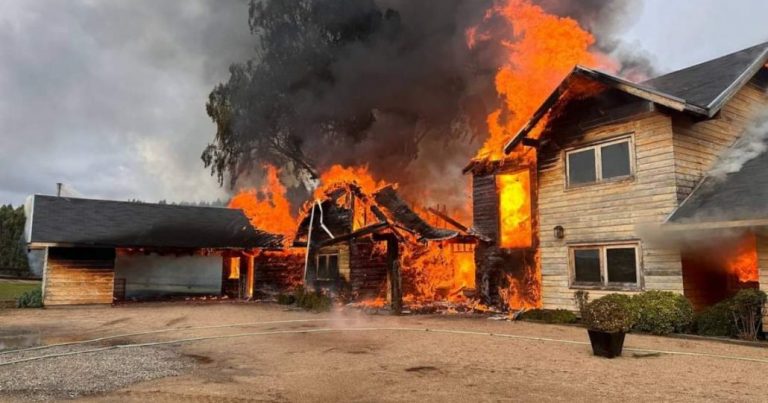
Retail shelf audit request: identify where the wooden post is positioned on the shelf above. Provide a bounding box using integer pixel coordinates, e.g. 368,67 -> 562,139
385,234 -> 402,315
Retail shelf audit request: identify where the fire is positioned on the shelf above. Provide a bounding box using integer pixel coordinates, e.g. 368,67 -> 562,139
726,233 -> 759,283
313,165 -> 388,200
470,0 -> 614,162
229,165 -> 297,244
401,240 -> 477,303
497,170 -> 532,248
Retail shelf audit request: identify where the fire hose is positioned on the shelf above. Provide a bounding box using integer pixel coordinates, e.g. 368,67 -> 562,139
2,325 -> 768,367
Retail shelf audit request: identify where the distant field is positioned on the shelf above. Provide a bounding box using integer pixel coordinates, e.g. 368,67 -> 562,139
0,280 -> 40,301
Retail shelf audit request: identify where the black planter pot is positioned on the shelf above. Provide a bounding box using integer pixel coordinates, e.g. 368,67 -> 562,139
587,329 -> 626,358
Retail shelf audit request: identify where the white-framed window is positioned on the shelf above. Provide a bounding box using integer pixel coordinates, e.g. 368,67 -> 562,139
569,243 -> 641,289
316,253 -> 339,280
566,135 -> 634,187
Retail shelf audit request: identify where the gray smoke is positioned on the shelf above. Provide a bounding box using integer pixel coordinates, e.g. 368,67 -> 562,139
709,111 -> 768,181
224,0 -> 653,214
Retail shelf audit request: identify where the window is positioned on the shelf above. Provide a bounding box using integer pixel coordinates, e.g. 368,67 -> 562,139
228,257 -> 240,280
566,137 -> 633,187
571,244 -> 640,288
316,254 -> 339,280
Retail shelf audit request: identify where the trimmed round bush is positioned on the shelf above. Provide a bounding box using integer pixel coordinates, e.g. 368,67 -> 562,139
631,291 -> 693,335
583,294 -> 634,333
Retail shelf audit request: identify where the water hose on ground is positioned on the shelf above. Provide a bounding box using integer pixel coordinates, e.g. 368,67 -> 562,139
1,326 -> 767,367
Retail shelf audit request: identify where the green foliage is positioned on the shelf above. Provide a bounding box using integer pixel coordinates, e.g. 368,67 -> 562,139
0,205 -> 29,270
631,291 -> 694,335
292,287 -> 332,312
16,287 -> 42,308
694,289 -> 767,339
730,289 -> 766,340
277,293 -> 296,305
520,309 -> 578,324
695,301 -> 735,337
573,290 -> 589,317
583,294 -> 634,333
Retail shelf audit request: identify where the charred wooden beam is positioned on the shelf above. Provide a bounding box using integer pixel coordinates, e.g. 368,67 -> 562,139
317,222 -> 389,247
427,207 -> 468,232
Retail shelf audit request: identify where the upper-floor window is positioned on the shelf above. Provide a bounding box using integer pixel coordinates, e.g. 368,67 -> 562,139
566,136 -> 633,187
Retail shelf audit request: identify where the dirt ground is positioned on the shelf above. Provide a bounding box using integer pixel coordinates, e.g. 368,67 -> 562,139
1,302 -> 768,402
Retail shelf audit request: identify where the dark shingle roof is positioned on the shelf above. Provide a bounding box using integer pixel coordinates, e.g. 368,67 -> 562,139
667,150 -> 768,224
643,41 -> 768,110
28,195 -> 283,249
497,41 -> 768,158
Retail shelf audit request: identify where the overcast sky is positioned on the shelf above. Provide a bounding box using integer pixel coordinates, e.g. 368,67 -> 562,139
1,0 -> 767,206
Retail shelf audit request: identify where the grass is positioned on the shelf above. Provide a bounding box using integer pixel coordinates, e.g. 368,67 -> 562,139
0,280 -> 41,301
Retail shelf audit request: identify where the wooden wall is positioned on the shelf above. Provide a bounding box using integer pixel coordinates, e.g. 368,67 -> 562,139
349,240 -> 387,298
537,112 -> 683,310
672,83 -> 768,202
43,247 -> 115,306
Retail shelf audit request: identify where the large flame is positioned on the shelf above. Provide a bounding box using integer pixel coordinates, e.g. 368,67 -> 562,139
497,170 -> 532,248
726,233 -> 759,283
229,165 -> 298,244
470,0 -> 613,162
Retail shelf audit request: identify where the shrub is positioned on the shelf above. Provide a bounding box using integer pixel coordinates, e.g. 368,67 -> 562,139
631,291 -> 694,335
293,287 -> 332,312
16,288 -> 43,308
520,309 -> 578,324
276,293 -> 296,305
573,290 -> 589,317
583,294 -> 634,333
695,301 -> 735,337
730,289 -> 766,341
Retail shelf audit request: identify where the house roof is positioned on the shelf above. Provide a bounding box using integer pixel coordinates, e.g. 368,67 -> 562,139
27,195 -> 283,249
666,149 -> 768,227
372,186 -> 458,241
502,41 -> 768,155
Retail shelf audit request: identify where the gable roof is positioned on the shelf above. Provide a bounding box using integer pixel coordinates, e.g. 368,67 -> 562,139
27,195 -> 283,249
666,149 -> 768,227
502,41 -> 768,155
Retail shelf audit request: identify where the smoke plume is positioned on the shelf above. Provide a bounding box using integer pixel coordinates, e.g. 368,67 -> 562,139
221,0 -> 654,214
709,111 -> 768,181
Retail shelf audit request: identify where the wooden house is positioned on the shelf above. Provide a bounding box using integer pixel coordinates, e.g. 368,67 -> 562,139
466,42 -> 768,326
24,195 -> 282,306
294,184 -> 478,310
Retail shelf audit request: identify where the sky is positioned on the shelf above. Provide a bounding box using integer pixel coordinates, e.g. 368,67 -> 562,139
1,0 -> 767,206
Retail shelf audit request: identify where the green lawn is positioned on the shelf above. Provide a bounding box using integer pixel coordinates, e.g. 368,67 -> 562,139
0,280 -> 41,300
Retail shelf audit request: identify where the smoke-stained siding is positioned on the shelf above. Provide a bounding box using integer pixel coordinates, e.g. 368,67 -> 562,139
672,82 -> 768,204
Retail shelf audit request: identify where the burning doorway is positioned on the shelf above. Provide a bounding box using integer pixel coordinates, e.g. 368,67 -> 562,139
681,232 -> 760,310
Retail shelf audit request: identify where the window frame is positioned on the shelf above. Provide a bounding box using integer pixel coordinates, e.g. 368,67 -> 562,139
565,134 -> 635,188
568,242 -> 643,290
316,253 -> 339,281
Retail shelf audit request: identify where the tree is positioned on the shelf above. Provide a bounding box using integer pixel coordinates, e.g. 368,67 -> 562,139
202,0 -> 488,188
0,205 -> 29,270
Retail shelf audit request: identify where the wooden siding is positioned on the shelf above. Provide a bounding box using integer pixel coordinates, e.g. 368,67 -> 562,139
673,83 -> 768,202
44,253 -> 115,306
349,240 -> 387,298
758,235 -> 768,332
538,113 -> 683,310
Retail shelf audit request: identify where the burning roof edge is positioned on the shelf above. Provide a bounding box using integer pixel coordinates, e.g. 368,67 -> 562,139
498,42 -> 768,157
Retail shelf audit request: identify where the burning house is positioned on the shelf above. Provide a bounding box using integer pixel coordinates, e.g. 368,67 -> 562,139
293,183 -> 480,311
24,195 -> 282,306
466,41 -> 768,326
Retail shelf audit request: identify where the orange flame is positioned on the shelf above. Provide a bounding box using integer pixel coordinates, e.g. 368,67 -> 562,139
727,233 -> 759,283
229,165 -> 297,244
401,241 -> 477,303
471,0 -> 614,161
497,170 -> 532,248
313,165 -> 388,200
